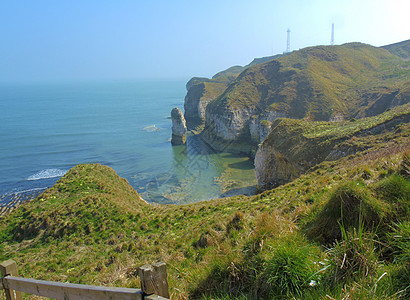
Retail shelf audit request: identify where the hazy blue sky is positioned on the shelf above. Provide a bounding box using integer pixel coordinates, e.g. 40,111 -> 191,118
0,0 -> 409,83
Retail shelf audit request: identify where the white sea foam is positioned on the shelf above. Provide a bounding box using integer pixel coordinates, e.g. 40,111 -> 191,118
26,169 -> 67,181
143,125 -> 159,132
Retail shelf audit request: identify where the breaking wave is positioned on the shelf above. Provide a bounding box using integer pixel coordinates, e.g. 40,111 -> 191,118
26,169 -> 67,181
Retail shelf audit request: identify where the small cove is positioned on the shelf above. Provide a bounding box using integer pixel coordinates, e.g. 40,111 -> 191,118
0,80 -> 256,206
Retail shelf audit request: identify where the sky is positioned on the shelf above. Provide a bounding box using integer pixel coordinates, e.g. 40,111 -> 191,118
0,0 -> 409,83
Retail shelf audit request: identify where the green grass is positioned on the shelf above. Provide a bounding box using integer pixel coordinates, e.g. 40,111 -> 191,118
1,40 -> 409,300
0,143 -> 409,299
382,39 -> 410,60
263,103 -> 409,144
200,42 -> 409,157
209,42 -> 409,122
255,104 -> 409,191
265,237 -> 316,298
304,180 -> 386,244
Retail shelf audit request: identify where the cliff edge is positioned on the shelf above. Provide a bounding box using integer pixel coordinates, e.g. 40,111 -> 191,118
184,55 -> 284,130
201,42 -> 409,153
255,104 -> 410,188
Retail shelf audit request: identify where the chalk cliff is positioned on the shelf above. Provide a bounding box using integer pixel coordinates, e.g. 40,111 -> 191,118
255,106 -> 410,189
201,43 -> 410,154
171,107 -> 187,145
184,81 -> 228,129
183,55 -> 284,129
180,40 -> 410,190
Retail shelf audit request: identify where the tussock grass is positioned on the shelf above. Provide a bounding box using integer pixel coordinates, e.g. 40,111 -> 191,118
305,180 -> 387,244
265,237 -> 316,298
327,223 -> 378,285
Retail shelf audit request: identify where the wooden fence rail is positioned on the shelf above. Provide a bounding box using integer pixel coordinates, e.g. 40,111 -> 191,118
0,260 -> 169,300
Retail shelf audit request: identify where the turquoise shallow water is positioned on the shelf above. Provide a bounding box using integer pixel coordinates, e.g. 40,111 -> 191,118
0,80 -> 255,205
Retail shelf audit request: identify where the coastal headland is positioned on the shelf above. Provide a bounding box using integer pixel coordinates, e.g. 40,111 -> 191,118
1,39 -> 409,299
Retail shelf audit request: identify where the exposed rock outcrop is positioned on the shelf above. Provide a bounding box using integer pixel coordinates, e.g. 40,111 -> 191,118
183,54 -> 285,130
184,81 -> 227,129
255,106 -> 410,189
202,103 -> 256,154
171,107 -> 187,145
202,59 -> 301,153
186,77 -> 211,91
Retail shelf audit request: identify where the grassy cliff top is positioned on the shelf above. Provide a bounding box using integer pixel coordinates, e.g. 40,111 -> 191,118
265,103 -> 410,144
211,42 -> 409,120
1,132 -> 409,299
185,54 -> 286,108
0,164 -> 146,243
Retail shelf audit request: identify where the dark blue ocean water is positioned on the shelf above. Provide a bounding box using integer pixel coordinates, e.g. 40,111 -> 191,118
0,80 -> 255,205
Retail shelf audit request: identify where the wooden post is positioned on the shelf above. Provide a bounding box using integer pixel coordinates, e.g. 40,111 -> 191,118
139,262 -> 170,299
0,260 -> 22,300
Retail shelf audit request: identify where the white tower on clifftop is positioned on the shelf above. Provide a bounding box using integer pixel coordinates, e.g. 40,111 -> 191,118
286,29 -> 290,53
331,23 -> 335,45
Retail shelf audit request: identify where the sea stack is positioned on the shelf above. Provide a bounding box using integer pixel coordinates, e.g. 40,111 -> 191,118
171,107 -> 187,145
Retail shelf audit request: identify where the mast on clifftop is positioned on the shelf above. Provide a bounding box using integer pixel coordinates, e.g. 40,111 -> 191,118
286,28 -> 290,53
331,23 -> 334,45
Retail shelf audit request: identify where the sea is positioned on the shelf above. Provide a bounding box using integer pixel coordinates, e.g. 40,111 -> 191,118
0,80 -> 256,206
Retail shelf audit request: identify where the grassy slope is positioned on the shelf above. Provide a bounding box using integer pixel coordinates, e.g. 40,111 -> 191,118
1,130 -> 409,299
211,43 -> 409,121
264,103 -> 410,165
382,39 -> 410,60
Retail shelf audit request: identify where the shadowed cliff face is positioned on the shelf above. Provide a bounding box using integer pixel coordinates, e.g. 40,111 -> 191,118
201,42 -> 410,153
184,81 -> 228,129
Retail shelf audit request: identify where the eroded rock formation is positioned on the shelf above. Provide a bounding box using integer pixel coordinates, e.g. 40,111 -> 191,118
171,107 -> 187,145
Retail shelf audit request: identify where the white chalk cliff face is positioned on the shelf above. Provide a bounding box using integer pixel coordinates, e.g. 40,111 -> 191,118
205,106 -> 253,141
254,139 -> 303,189
171,107 -> 187,145
200,102 -> 261,154
200,60 -> 295,154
